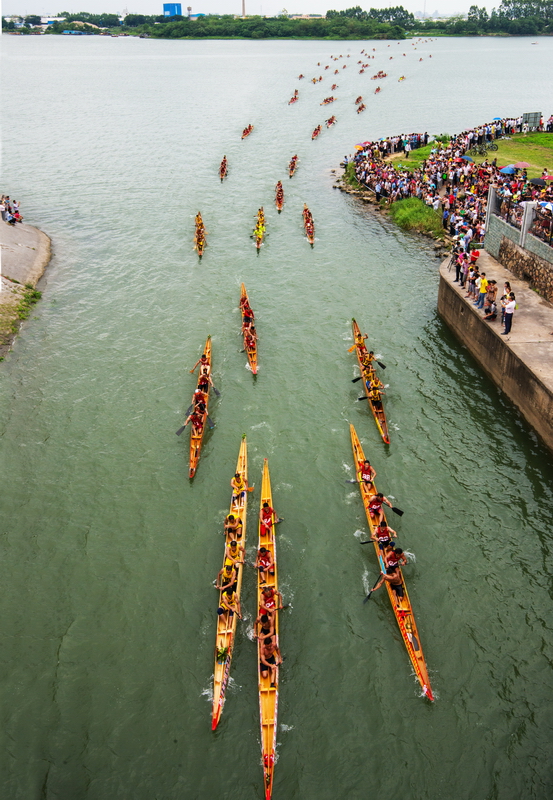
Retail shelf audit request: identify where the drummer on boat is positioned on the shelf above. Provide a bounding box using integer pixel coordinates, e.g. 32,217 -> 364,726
368,492 -> 393,524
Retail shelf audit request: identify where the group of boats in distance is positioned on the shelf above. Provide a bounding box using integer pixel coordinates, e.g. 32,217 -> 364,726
193,155 -> 313,255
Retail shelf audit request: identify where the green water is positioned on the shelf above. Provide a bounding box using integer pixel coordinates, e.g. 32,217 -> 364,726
1,35 -> 553,800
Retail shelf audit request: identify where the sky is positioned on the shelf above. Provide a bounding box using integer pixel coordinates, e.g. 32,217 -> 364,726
4,0 -> 481,20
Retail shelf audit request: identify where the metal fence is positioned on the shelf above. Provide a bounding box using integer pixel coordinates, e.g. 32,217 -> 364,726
529,208 -> 553,248
497,197 -> 523,230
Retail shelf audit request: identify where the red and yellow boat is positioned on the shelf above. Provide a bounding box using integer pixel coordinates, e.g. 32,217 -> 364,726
242,124 -> 254,139
351,318 -> 389,444
311,124 -> 322,140
302,204 -> 315,246
350,423 -> 434,701
194,212 -> 206,258
219,156 -> 228,182
288,155 -> 298,178
275,181 -> 284,212
211,435 -> 249,729
252,207 -> 265,252
189,335 -> 212,478
240,283 -> 258,374
257,459 -> 280,800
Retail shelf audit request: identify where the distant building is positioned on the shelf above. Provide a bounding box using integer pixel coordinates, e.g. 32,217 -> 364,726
288,13 -> 323,18
163,3 -> 182,15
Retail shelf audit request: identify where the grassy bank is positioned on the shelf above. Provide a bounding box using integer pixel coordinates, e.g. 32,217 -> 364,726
388,198 -> 445,239
387,133 -> 553,178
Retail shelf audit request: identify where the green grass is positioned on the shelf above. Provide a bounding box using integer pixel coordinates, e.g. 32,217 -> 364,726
388,198 -> 445,239
387,132 -> 553,178
344,162 -> 362,188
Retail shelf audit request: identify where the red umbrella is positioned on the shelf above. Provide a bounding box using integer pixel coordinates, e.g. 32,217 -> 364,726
514,161 -> 531,168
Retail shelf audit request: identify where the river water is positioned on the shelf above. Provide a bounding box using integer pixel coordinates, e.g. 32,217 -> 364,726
2,34 -> 553,800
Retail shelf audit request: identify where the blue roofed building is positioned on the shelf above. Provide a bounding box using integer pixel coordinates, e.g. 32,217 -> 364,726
163,3 -> 182,15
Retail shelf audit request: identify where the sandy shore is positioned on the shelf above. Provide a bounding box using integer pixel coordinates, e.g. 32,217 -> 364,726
0,221 -> 51,358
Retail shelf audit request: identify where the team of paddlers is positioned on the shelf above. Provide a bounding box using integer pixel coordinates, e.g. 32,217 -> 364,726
193,212 -> 206,257
241,124 -> 254,139
302,204 -> 315,245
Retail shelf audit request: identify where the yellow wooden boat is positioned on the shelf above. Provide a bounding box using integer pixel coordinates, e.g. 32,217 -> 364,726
351,319 -> 389,444
257,459 -> 280,799
349,423 -> 434,701
189,335 -> 211,479
211,435 -> 249,729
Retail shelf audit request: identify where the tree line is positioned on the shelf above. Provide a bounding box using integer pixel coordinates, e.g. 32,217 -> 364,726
3,1 -> 552,37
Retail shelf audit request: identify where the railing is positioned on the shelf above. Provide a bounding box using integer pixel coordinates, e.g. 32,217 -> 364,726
529,208 -> 553,248
497,197 -> 523,230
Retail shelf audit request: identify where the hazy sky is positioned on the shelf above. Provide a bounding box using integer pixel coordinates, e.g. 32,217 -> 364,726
4,0 -> 479,20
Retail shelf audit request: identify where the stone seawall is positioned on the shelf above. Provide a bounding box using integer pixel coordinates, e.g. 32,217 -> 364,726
437,253 -> 553,454
498,238 -> 553,303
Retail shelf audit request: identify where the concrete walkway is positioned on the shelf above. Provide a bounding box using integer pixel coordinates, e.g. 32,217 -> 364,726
0,221 -> 51,289
0,221 -> 51,357
441,249 -> 553,396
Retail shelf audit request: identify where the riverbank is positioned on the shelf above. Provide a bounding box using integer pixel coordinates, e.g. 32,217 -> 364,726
438,249 -> 553,453
0,221 -> 51,358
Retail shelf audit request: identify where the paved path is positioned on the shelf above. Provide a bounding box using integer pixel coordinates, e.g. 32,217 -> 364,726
0,221 -> 51,288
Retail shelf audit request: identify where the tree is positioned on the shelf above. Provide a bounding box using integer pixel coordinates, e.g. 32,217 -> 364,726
25,15 -> 42,25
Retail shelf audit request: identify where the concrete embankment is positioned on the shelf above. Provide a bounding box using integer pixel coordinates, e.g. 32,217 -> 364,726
438,251 -> 553,454
0,221 -> 51,358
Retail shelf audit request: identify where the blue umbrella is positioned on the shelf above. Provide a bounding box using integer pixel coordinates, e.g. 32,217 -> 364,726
462,156 -> 474,162
493,117 -> 501,121
500,166 -> 515,174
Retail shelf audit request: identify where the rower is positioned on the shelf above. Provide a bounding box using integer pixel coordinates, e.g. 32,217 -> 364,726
370,565 -> 404,606
217,586 -> 242,624
224,514 -> 243,539
215,562 -> 238,591
190,353 -> 209,374
385,547 -> 407,570
184,410 -> 203,433
193,388 -> 206,408
359,459 -> 376,486
260,501 -> 277,536
255,547 -> 275,584
231,472 -> 248,502
260,585 -> 283,614
367,492 -> 392,524
255,612 -> 275,643
368,378 -> 384,410
197,368 -> 213,393
225,539 -> 244,565
371,519 -> 396,551
362,350 -> 375,369
259,637 -> 282,687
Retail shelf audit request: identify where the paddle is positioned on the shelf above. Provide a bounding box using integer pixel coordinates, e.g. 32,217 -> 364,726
363,575 -> 382,604
176,411 -> 215,436
343,482 -> 404,516
176,404 -> 194,435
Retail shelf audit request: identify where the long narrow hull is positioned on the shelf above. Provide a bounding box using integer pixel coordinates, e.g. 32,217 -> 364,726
242,126 -> 254,139
303,209 -> 315,246
194,213 -> 206,258
240,283 -> 258,375
189,335 -> 211,479
211,436 -> 248,729
219,163 -> 227,181
258,459 -> 279,800
349,424 -> 433,701
351,319 -> 390,444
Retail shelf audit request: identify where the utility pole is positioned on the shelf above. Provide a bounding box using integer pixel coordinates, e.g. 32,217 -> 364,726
242,0 -> 245,18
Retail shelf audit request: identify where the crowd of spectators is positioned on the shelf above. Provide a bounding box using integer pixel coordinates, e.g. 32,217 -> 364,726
352,116 -> 553,252
0,195 -> 23,225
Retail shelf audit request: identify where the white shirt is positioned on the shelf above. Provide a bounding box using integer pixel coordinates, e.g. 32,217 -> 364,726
505,300 -> 516,314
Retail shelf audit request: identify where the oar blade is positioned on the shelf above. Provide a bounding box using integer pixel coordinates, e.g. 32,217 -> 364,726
176,425 -> 186,436
391,506 -> 404,517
